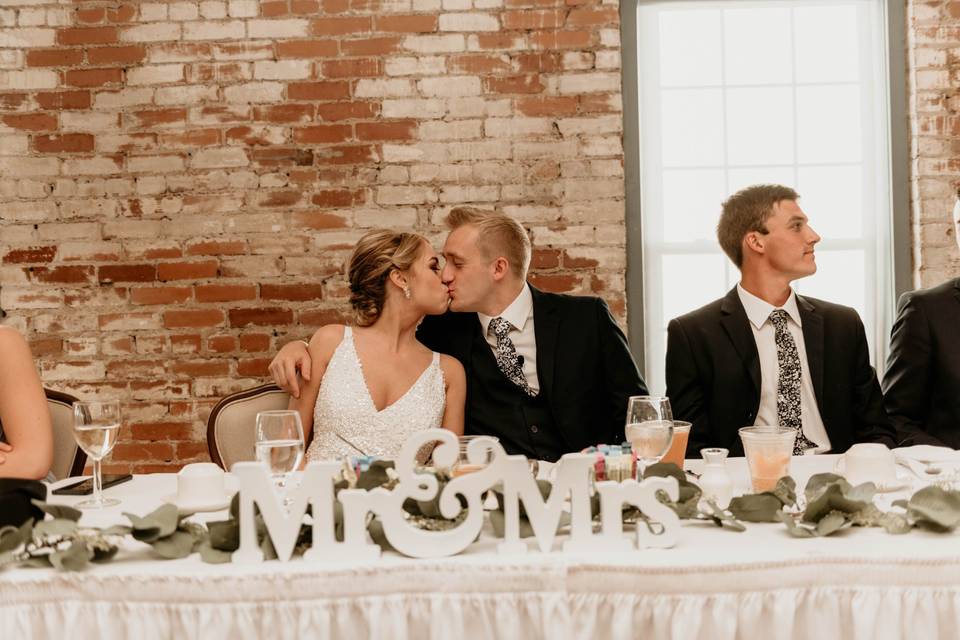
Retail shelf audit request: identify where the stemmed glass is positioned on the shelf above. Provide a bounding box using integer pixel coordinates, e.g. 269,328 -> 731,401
255,410 -> 305,503
625,396 -> 674,481
72,399 -> 121,509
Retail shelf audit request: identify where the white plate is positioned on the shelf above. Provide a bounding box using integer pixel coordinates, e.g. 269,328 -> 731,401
893,445 -> 960,464
162,491 -> 235,515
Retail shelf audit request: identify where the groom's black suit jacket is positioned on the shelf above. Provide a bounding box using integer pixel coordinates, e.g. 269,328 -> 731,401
417,285 -> 647,459
665,287 -> 895,456
882,278 -> 960,448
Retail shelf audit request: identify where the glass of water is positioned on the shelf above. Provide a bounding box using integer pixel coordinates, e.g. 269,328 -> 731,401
255,410 -> 305,500
625,396 -> 674,480
72,399 -> 122,509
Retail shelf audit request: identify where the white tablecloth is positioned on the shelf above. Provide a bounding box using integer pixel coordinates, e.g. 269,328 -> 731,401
4,456 -> 960,640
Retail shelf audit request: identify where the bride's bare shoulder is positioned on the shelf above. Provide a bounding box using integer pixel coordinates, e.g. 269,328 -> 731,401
308,324 -> 346,353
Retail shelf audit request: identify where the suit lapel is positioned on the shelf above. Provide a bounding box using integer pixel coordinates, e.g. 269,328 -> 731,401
797,294 -> 825,410
530,285 -> 559,399
720,287 -> 761,394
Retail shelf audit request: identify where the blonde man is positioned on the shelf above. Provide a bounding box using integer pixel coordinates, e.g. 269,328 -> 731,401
271,208 -> 647,461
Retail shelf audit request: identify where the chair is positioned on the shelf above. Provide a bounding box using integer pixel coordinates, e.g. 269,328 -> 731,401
207,383 -> 289,470
46,388 -> 86,480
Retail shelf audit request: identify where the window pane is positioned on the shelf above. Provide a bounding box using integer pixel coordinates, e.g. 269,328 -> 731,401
661,89 -> 725,167
661,253 -> 728,325
794,5 -> 860,83
726,87 -> 794,165
724,8 -> 792,85
797,165 -> 863,238
662,169 -> 727,242
796,85 -> 862,163
728,166 -> 795,195
659,10 -> 723,87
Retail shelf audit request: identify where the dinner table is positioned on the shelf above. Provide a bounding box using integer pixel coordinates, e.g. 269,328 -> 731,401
4,453 -> 960,640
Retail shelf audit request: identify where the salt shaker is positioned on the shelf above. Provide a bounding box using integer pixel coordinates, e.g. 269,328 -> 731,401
699,448 -> 734,509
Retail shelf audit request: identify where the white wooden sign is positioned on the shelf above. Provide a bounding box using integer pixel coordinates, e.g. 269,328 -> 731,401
231,428 -> 679,563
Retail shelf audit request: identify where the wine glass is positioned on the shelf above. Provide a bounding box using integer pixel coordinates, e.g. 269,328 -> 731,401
625,396 -> 674,480
72,399 -> 121,509
255,410 -> 305,501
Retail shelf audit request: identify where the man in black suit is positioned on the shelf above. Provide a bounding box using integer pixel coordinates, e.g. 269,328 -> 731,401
271,208 -> 647,461
666,185 -> 895,456
882,277 -> 960,447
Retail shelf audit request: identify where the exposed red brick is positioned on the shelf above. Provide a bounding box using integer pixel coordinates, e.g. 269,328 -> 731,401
514,52 -> 562,72
502,9 -> 566,29
30,265 -> 95,284
531,249 -> 562,269
130,422 -> 195,441
314,144 -> 376,164
170,334 -> 202,353
129,108 -> 187,128
563,251 -> 599,268
87,45 -> 146,65
98,264 -> 157,283
341,36 -> 401,56
239,333 -> 272,352
261,1 -> 288,16
65,68 -> 123,87
76,7 -> 105,23
158,261 -> 219,281
195,284 -> 258,303
30,337 -> 63,356
258,190 -> 302,206
310,16 -> 372,36
529,29 -> 594,49
529,273 -> 579,292
175,442 -> 210,461
475,33 -> 525,50
107,4 -> 137,23
516,95 -> 578,116
33,133 -> 95,153
261,284 -> 325,301
356,120 -> 416,141
276,39 -> 339,58
2,114 -> 58,131
251,147 -> 315,167
322,0 -> 349,12
58,26 -> 118,45
159,129 -> 221,147
4,246 -> 57,264
186,240 -> 247,256
450,54 -> 512,74
299,308 -> 350,326
142,246 -> 183,259
0,93 -> 29,109
310,189 -> 362,207
486,74 -> 545,94
130,286 -> 193,305
207,335 -> 237,352
288,80 -> 351,100
579,93 -> 620,113
566,6 -> 619,26
375,15 -> 438,32
320,58 -> 381,78
163,309 -> 225,328
237,358 -> 272,377
228,307 -> 294,327
111,443 -> 174,462
292,0 -> 321,13
293,124 -> 353,144
254,103 -> 314,123
291,210 -> 350,229
170,360 -> 231,377
26,48 -> 84,67
35,90 -> 91,110
315,101 -> 379,121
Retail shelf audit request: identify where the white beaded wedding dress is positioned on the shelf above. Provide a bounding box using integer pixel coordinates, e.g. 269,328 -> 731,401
305,326 -> 446,461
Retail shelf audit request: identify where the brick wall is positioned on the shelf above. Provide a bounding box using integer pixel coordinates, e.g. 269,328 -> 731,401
909,0 -> 960,286
0,0 -> 626,471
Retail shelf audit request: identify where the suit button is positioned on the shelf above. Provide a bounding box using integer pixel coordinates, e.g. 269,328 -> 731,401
530,425 -> 539,434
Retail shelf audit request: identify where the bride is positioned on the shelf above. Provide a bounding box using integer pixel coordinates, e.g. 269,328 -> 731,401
288,229 -> 465,461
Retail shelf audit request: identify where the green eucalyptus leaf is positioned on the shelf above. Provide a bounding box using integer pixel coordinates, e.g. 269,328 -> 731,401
700,500 -> 746,532
92,544 -> 119,562
150,530 -> 197,559
589,492 -> 601,519
644,462 -> 685,483
891,499 -> 909,510
776,510 -> 815,538
356,460 -> 395,490
260,532 -> 278,561
144,504 -> 180,537
50,540 -> 92,571
488,509 -> 506,537
804,473 -> 850,502
0,550 -> 16,567
0,526 -> 22,553
846,483 -> 878,503
33,518 -> 78,538
101,525 -> 132,536
802,484 -> 871,523
31,500 -> 82,522
367,518 -> 394,551
18,518 -> 34,546
402,497 -> 422,516
198,541 -> 233,564
816,511 -> 849,536
770,477 -> 797,507
21,556 -> 52,568
208,520 -> 240,551
728,493 -> 783,522
907,486 -> 960,532
879,511 -> 911,534
229,492 -> 240,519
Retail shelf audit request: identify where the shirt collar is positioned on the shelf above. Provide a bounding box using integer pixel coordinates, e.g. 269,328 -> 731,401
736,283 -> 802,330
478,284 -> 533,336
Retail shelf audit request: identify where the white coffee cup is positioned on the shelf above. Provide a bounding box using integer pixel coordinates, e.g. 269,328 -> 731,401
840,443 -> 895,486
176,462 -> 226,507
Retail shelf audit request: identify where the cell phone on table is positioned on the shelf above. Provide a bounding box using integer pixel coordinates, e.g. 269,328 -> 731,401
52,474 -> 133,496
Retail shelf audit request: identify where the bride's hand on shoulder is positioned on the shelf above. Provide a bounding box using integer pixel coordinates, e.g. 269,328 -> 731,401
439,355 -> 466,436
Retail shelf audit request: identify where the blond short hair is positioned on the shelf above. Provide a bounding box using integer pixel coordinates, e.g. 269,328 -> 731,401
348,229 -> 426,326
445,207 -> 531,279
718,184 -> 800,268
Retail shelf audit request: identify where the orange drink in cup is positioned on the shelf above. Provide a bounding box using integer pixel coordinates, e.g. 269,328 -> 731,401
661,421 -> 691,468
738,426 -> 797,493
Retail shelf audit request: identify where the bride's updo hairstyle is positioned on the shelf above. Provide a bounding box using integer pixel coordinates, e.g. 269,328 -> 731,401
348,229 -> 426,326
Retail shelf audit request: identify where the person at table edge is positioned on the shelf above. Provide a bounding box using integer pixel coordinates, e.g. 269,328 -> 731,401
881,205 -> 960,448
270,207 -> 648,462
665,184 -> 896,456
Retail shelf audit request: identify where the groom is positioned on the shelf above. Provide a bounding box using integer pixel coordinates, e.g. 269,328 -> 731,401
269,207 -> 648,461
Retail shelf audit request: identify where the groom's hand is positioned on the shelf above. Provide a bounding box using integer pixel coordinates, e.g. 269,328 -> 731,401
269,340 -> 312,398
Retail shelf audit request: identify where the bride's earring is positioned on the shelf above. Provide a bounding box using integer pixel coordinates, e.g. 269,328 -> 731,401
402,285 -> 411,299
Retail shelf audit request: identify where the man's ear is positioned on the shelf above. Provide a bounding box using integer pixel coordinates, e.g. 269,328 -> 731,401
744,232 -> 764,256
491,257 -> 510,281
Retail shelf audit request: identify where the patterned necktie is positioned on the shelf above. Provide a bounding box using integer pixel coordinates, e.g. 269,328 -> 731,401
489,317 -> 536,397
768,310 -> 816,455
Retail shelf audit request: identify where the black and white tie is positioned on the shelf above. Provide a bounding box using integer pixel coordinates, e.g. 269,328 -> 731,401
768,310 -> 816,455
489,317 -> 536,397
